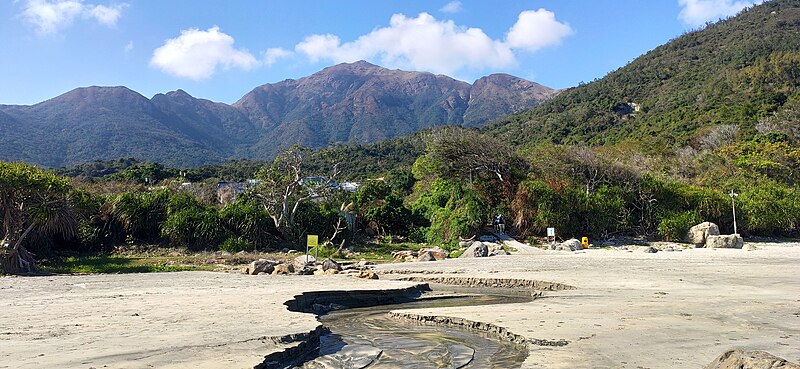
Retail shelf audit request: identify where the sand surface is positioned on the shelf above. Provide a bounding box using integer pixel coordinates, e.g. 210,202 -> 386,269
1,243 -> 798,368
0,272 -> 419,369
378,243 -> 800,368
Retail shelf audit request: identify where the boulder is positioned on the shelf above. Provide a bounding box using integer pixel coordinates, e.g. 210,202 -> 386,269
416,252 -> 436,262
686,222 -> 720,246
294,255 -> 317,267
638,246 -> 658,253
392,250 -> 416,261
705,349 -> 800,369
272,264 -> 294,275
419,247 -> 449,260
460,241 -> 489,258
322,258 -> 342,271
561,238 -> 582,251
324,269 -> 340,275
458,239 -> 475,248
357,270 -> 380,279
356,260 -> 375,269
705,234 -> 744,249
244,259 -> 277,275
491,249 -> 509,256
742,244 -> 758,251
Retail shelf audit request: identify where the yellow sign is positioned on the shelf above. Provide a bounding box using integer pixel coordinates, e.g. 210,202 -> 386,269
307,235 -> 318,247
581,237 -> 589,249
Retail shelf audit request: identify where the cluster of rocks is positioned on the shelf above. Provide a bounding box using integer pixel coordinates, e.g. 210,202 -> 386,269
392,247 -> 450,262
241,255 -> 378,279
458,240 -> 508,258
687,222 -> 745,249
391,239 -> 509,262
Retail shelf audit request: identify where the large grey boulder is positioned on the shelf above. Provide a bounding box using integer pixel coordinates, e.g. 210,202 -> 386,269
687,222 -> 720,246
459,241 -> 488,258
322,258 -> 342,271
294,255 -> 317,268
705,349 -> 800,369
551,238 -> 582,251
244,259 -> 278,275
419,247 -> 449,260
705,234 -> 744,249
416,252 -> 436,262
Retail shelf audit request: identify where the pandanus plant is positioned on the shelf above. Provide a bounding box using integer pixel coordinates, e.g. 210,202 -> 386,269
1,162 -> 78,274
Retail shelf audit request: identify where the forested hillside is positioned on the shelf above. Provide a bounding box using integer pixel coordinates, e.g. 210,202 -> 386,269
488,0 -> 800,150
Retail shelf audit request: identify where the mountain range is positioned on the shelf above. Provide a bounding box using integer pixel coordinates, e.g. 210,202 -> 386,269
0,61 -> 554,167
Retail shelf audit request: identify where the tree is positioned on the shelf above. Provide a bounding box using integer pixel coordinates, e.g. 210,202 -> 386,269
1,163 -> 78,274
426,127 -> 528,185
251,146 -> 339,240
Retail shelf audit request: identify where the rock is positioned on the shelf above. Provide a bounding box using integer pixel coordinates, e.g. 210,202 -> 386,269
561,238 -> 582,251
419,247 -> 449,260
322,258 -> 342,271
313,269 -> 325,276
357,271 -> 379,279
459,239 -> 475,248
245,259 -> 277,275
686,222 -> 720,246
491,249 -> 509,256
392,250 -> 416,261
705,349 -> 800,369
271,264 -> 294,275
356,260 -> 375,269
324,269 -> 340,275
296,266 -> 316,275
459,241 -> 488,258
416,252 -> 436,262
742,244 -> 758,251
705,234 -> 744,249
294,255 -> 316,267
638,246 -> 658,253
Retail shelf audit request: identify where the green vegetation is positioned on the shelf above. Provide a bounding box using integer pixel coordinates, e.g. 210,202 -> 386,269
487,0 -> 800,151
39,255 -> 213,274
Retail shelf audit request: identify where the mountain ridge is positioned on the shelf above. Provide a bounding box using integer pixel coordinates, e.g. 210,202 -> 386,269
0,61 -> 555,167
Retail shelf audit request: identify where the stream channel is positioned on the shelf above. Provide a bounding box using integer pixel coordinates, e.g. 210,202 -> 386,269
295,288 -> 533,369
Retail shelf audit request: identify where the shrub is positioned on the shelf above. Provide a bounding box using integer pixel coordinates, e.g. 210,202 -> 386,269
219,237 -> 253,253
161,208 -> 224,249
657,211 -> 702,241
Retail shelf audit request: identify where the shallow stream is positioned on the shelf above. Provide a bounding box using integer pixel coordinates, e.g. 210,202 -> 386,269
296,291 -> 532,369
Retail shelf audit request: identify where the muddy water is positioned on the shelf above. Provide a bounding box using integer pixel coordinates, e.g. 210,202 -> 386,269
298,293 -> 531,369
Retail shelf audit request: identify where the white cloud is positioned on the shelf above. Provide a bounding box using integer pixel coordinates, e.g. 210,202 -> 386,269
150,26 -> 259,80
264,47 -> 293,66
440,1 -> 462,14
506,9 -> 573,53
294,11 -> 571,76
678,0 -> 762,27
86,3 -> 125,26
21,0 -> 127,35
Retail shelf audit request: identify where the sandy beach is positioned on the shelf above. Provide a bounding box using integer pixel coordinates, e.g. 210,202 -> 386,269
1,243 -> 798,368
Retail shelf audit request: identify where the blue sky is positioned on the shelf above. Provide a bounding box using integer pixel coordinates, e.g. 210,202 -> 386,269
1,0 -> 763,105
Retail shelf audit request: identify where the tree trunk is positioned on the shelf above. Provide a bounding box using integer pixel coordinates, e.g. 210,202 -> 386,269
1,223 -> 37,275
1,243 -> 36,275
